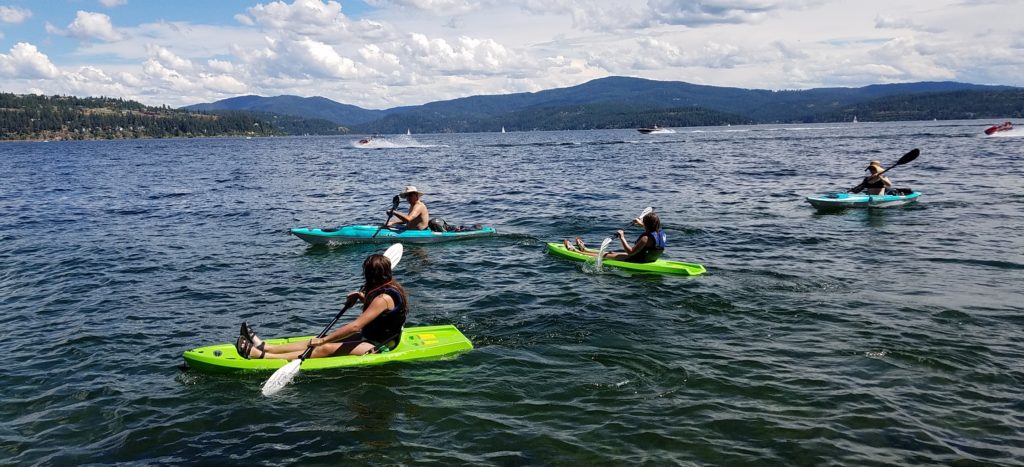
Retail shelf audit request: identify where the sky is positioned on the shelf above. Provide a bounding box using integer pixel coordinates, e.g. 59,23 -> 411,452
0,0 -> 1021,109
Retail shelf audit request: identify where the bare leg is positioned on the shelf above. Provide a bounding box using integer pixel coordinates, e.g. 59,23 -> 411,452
249,336 -> 376,359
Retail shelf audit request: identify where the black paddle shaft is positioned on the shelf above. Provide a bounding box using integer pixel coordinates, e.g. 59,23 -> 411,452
297,287 -> 365,360
371,195 -> 402,239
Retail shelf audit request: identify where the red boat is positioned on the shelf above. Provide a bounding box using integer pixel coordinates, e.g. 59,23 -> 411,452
984,121 -> 1013,135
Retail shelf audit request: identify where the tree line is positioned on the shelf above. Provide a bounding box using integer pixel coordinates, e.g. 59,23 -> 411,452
0,93 -> 347,140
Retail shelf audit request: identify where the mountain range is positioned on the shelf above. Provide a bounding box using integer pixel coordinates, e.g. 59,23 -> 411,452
183,76 -> 1024,133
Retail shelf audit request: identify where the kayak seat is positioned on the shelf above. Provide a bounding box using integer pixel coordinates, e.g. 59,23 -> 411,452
887,187 -> 913,196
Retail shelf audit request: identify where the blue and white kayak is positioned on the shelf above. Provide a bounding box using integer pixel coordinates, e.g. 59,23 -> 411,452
806,191 -> 921,210
291,224 -> 496,245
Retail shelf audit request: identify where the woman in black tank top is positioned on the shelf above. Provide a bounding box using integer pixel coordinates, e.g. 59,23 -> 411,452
235,254 -> 409,360
851,160 -> 893,195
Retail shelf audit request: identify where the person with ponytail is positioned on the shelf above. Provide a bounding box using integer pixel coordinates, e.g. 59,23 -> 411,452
235,254 -> 409,359
562,211 -> 667,263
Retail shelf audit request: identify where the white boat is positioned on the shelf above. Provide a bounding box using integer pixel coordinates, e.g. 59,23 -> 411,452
638,125 -> 675,134
406,129 -> 411,135
501,126 -> 506,133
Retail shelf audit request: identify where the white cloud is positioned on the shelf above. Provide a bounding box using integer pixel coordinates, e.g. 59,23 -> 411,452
246,0 -> 346,32
0,5 -> 31,23
66,11 -> 124,42
99,0 -> 128,7
0,42 -> 60,79
365,0 -> 483,15
874,15 -> 942,33
148,45 -> 195,71
234,13 -> 255,26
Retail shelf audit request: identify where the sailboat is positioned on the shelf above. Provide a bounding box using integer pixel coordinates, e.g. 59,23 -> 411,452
852,116 -> 859,123
501,126 -> 506,133
406,129 -> 411,135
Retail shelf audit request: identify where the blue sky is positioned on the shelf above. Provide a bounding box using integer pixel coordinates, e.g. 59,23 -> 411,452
1,1 -> 1021,109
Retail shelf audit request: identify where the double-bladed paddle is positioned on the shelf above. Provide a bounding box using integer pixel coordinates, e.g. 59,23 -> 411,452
261,242 -> 404,396
371,195 -> 401,238
849,149 -> 920,193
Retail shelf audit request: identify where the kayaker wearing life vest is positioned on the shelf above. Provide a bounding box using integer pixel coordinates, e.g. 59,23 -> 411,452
235,254 -> 409,359
850,160 -> 893,195
385,185 -> 430,230
563,212 -> 667,263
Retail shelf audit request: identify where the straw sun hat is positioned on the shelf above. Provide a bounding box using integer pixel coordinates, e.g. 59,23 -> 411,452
399,185 -> 423,198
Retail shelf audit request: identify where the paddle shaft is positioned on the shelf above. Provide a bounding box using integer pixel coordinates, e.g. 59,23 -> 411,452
371,196 -> 401,238
296,295 -> 360,360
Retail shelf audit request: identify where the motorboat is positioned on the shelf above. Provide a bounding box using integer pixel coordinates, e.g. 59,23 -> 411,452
984,121 -> 1013,135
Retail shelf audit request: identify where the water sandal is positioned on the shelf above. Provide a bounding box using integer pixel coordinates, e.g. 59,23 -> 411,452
234,335 -> 265,359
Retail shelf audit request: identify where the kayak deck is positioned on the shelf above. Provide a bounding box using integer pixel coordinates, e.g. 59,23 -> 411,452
182,324 -> 473,373
546,242 -> 706,276
291,225 -> 497,245
806,192 -> 921,210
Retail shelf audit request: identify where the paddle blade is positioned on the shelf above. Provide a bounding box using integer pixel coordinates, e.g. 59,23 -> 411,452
261,359 -> 302,397
897,148 -> 920,165
382,243 -> 403,270
391,195 -> 400,210
636,207 -> 653,221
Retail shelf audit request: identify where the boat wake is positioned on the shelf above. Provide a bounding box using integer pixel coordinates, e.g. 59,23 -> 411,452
353,135 -> 446,148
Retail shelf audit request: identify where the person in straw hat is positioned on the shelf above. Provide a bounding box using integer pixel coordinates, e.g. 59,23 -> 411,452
850,160 -> 893,195
386,186 -> 430,230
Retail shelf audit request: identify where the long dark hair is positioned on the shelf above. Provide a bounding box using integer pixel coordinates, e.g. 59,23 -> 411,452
641,212 -> 661,232
362,254 -> 407,311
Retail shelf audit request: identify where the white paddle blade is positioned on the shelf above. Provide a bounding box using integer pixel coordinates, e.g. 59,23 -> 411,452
632,207 -> 653,225
261,359 -> 302,397
383,243 -> 403,270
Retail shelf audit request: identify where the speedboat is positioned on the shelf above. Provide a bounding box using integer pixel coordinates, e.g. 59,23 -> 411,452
984,121 -> 1013,135
638,125 -> 674,134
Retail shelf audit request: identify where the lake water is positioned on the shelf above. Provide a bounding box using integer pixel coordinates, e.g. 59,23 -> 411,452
1,121 -> 1022,464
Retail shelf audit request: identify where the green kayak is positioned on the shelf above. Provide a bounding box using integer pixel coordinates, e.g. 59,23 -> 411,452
546,242 -> 706,276
182,324 -> 472,373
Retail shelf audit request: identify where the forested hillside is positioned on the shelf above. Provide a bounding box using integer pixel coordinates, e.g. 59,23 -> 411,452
0,93 -> 347,140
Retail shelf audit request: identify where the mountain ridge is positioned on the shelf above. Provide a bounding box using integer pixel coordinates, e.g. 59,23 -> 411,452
181,76 -> 1022,133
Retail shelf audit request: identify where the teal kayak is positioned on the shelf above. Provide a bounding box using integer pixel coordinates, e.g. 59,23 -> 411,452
546,242 -> 706,276
806,191 -> 921,210
291,225 -> 496,245
182,324 -> 473,373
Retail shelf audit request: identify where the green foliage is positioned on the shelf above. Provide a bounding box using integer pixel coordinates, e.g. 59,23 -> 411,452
824,90 -> 1024,122
0,93 -> 347,140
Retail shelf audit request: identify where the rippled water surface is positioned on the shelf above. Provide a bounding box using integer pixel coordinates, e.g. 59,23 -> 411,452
2,121 -> 1023,465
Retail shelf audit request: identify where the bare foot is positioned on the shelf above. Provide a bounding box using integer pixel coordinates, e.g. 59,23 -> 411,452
575,237 -> 587,251
563,239 -> 575,251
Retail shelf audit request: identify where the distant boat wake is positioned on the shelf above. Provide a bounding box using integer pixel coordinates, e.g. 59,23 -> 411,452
353,135 -> 446,148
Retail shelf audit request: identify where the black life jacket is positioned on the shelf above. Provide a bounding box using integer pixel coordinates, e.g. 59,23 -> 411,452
630,230 -> 667,263
360,283 -> 408,348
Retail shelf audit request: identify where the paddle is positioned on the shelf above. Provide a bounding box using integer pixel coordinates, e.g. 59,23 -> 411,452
849,149 -> 919,193
261,243 -> 404,396
371,195 -> 401,238
610,207 -> 652,237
